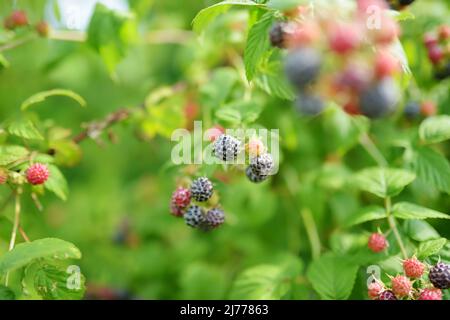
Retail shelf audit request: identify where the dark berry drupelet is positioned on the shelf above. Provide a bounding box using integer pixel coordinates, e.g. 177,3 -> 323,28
245,166 -> 268,183
359,78 -> 399,118
429,262 -> 450,289
202,208 -> 225,230
295,93 -> 325,116
404,101 -> 421,119
190,177 -> 214,202
184,205 -> 206,228
249,153 -> 274,176
378,290 -> 397,300
212,134 -> 241,162
285,48 -> 322,90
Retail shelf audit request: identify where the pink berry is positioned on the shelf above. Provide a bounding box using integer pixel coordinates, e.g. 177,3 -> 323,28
428,45 -> 444,65
438,25 -> 450,41
170,187 -> 191,217
246,138 -> 266,157
372,17 -> 400,45
368,282 -> 383,300
26,163 -> 50,185
423,33 -> 439,49
403,257 -> 425,279
368,233 -> 388,253
421,101 -> 437,116
375,51 -> 399,78
418,288 -> 442,300
391,275 -> 412,298
328,23 -> 361,55
11,10 -> 28,27
206,125 -> 224,142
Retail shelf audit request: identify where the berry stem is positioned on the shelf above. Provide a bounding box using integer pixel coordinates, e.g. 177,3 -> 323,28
359,133 -> 388,167
5,188 -> 22,286
301,208 -> 321,260
385,197 -> 408,259
0,34 -> 36,53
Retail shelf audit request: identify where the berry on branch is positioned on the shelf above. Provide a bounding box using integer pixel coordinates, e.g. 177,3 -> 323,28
190,177 -> 213,202
203,208 -> 225,230
26,163 -> 50,185
368,281 -> 384,300
429,262 -> 450,289
378,290 -> 397,300
249,153 -> 274,177
418,288 -> 442,300
403,257 -> 425,279
284,47 -> 322,90
170,187 -> 191,217
184,205 -> 206,228
391,275 -> 412,298
368,232 -> 388,253
295,93 -> 325,116
212,134 -> 241,162
359,78 -> 399,118
245,166 -> 268,184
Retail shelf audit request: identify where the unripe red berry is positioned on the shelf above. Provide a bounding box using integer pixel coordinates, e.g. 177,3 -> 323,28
0,168 -> 8,185
391,275 -> 412,298
418,288 -> 442,300
35,21 -> 49,37
428,45 -> 444,65
328,23 -> 361,55
170,187 -> 191,217
368,233 -> 388,252
438,25 -> 450,41
403,257 -> 425,279
372,17 -> 400,45
246,138 -> 266,157
421,100 -> 437,116
375,51 -> 399,78
423,33 -> 438,49
11,10 -> 28,27
206,125 -> 224,142
368,281 -> 383,300
26,163 -> 50,185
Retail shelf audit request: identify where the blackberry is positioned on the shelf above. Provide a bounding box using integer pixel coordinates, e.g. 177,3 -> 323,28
269,22 -> 287,48
295,93 -> 325,116
245,166 -> 268,183
429,262 -> 450,289
212,134 -> 241,162
285,48 -> 322,90
202,208 -> 225,230
378,290 -> 397,300
184,205 -> 206,228
249,153 -> 274,176
190,177 -> 213,202
359,78 -> 399,118
404,101 -> 421,119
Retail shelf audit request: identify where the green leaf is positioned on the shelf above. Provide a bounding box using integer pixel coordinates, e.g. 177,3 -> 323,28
87,3 -> 137,75
419,115 -> 450,144
306,253 -> 358,300
230,263 -> 295,299
0,238 -> 81,275
393,202 -> 450,220
0,285 -> 15,300
45,165 -> 69,201
417,238 -> 447,259
404,220 -> 440,242
192,0 -> 265,34
6,119 -> 44,140
0,145 -> 29,166
410,147 -> 450,194
49,140 -> 82,167
21,89 -> 86,111
244,12 -> 274,81
200,67 -> 238,109
267,0 -> 304,10
254,61 -> 295,100
215,108 -> 242,124
344,206 -> 386,227
354,167 -> 416,198
0,53 -> 10,69
34,264 -> 85,300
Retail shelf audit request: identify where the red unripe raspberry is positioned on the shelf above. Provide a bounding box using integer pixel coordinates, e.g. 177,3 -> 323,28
36,21 -> 49,37
391,275 -> 412,298
368,233 -> 388,253
428,45 -> 444,65
343,101 -> 361,115
11,10 -> 28,27
246,138 -> 266,157
403,257 -> 425,279
287,23 -> 320,47
206,125 -> 224,142
357,0 -> 388,14
328,23 -> 361,55
170,187 -> 191,217
423,33 -> 438,49
26,163 -> 50,185
368,282 -> 383,300
418,288 -> 442,300
375,51 -> 399,78
0,168 -> 8,185
438,25 -> 450,41
421,100 -> 437,116
372,18 -> 400,45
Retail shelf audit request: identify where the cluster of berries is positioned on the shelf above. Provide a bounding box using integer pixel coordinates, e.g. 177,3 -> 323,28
270,0 -> 403,118
368,257 -> 450,300
3,10 -> 49,37
170,177 -> 225,231
423,24 -> 450,80
403,100 -> 437,119
0,163 -> 50,186
385,0 -> 416,11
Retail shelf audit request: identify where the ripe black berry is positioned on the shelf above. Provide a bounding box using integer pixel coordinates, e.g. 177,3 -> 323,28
203,208 -> 225,230
269,22 -> 287,48
184,205 -> 206,228
285,48 -> 322,90
359,78 -> 399,118
249,153 -> 274,176
212,134 -> 241,162
404,101 -> 421,119
190,177 -> 213,202
378,290 -> 397,300
429,262 -> 450,289
245,166 -> 268,183
295,93 -> 325,116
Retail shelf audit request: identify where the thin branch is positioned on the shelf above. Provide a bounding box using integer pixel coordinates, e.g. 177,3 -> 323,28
0,34 -> 37,53
5,188 -> 21,286
301,208 -> 321,260
359,133 -> 388,167
385,197 -> 408,259
19,226 -> 30,242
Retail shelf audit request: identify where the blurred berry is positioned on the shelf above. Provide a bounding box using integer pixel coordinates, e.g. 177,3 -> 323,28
434,61 -> 450,80
26,163 -> 50,185
269,22 -> 288,48
35,21 -> 49,37
359,78 -> 399,118
202,208 -> 225,230
246,138 -> 266,157
375,51 -> 399,78
328,23 -> 361,55
438,25 -> 450,41
404,101 -> 421,119
295,93 -> 325,116
285,48 -> 322,89
421,100 -> 437,117
423,33 -> 438,49
428,45 -> 444,65
0,168 -> 8,185
368,233 -> 388,252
